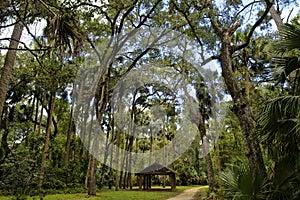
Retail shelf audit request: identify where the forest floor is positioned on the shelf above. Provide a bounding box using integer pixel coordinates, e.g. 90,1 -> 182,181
166,186 -> 208,200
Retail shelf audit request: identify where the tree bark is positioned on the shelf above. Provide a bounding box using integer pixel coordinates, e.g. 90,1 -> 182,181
85,155 -> 92,189
87,67 -> 109,195
198,113 -> 215,192
1,106 -> 10,161
38,89 -> 56,189
64,100 -> 75,168
88,156 -> 98,195
115,128 -> 121,191
0,22 -> 24,128
203,141 -> 215,191
64,103 -> 75,184
269,5 -> 283,30
219,33 -> 266,176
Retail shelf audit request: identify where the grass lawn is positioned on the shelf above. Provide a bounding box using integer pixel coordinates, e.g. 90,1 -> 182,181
0,185 -> 202,200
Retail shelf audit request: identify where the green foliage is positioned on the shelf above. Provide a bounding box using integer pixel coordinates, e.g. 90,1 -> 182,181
256,21 -> 300,158
1,0 -> 300,198
267,156 -> 300,200
272,22 -> 300,87
212,104 -> 247,171
172,144 -> 208,186
218,166 -> 268,200
254,18 -> 300,200
277,23 -> 300,52
0,147 -> 39,197
257,96 -> 300,144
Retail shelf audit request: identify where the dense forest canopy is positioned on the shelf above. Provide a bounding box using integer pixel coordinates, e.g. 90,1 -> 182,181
0,0 -> 299,199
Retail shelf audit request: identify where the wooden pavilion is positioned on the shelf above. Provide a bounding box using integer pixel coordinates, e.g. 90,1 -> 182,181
136,162 -> 177,191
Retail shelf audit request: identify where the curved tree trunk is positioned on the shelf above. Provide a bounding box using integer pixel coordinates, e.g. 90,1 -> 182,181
205,0 -> 270,176
219,34 -> 266,176
0,22 -> 24,127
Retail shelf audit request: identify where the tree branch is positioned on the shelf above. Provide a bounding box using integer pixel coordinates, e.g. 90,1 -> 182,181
136,0 -> 162,29
0,38 -> 51,51
207,0 -> 223,37
172,0 -> 203,47
228,20 -> 242,37
234,1 -> 262,19
0,20 -> 20,29
71,2 -> 113,27
233,1 -> 273,51
118,0 -> 138,33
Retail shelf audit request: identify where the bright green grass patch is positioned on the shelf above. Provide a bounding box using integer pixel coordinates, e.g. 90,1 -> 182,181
0,185 -> 202,200
0,191 -> 176,200
41,191 -> 174,200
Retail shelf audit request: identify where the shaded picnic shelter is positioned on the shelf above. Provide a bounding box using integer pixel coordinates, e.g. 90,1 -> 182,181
136,162 -> 177,191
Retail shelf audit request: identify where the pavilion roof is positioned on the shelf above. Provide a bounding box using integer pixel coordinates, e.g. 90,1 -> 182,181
136,162 -> 176,175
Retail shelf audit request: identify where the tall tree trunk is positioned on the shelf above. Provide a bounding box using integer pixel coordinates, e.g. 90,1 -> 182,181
219,34 -> 266,176
38,90 -> 56,189
88,156 -> 98,195
114,86 -> 124,191
64,99 -> 75,167
1,106 -> 10,162
33,90 -> 39,132
86,120 -> 100,195
100,102 -> 112,187
0,22 -> 24,127
202,137 -> 215,192
87,67 -> 109,195
115,129 -> 121,191
128,135 -> 134,190
37,95 -> 44,136
109,114 -> 115,170
85,155 -> 92,189
64,103 -> 75,184
198,114 -> 215,192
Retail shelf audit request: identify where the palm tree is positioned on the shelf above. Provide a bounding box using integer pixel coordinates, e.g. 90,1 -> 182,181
257,23 -> 300,155
273,23 -> 300,91
256,22 -> 300,200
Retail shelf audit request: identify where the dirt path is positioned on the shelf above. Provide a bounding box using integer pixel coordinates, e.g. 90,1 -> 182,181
166,186 -> 208,200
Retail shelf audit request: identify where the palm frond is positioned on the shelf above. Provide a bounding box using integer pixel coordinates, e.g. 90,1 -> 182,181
256,95 -> 300,155
218,167 -> 268,200
218,168 -> 239,194
258,95 -> 300,133
44,13 -> 82,56
277,24 -> 300,52
272,57 -> 300,84
269,156 -> 299,200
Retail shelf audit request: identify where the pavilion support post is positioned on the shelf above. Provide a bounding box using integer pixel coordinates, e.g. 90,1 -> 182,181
143,175 -> 147,190
170,174 -> 176,191
148,175 -> 151,189
138,175 -> 143,190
